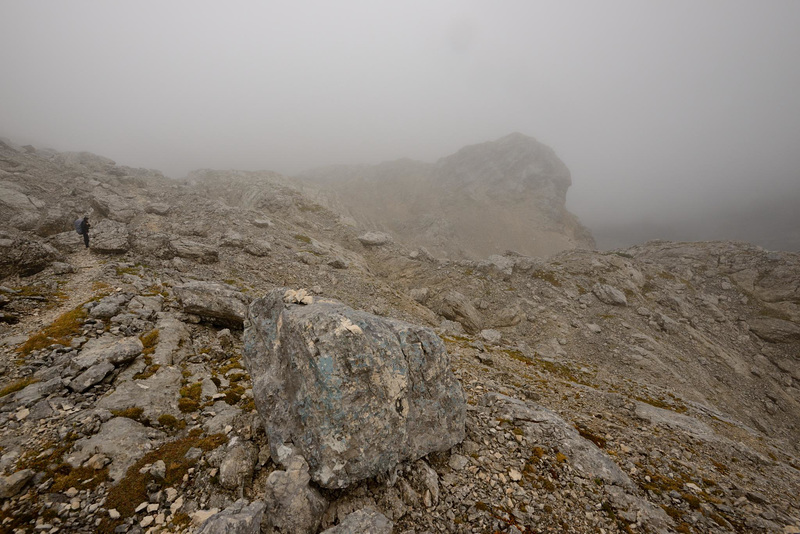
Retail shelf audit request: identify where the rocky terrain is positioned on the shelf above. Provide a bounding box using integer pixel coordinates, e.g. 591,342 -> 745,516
298,133 -> 595,260
0,136 -> 799,534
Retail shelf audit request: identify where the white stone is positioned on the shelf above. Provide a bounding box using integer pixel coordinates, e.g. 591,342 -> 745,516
191,509 -> 220,526
170,496 -> 184,515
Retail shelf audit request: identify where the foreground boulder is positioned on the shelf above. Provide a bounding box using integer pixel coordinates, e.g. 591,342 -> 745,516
174,281 -> 250,328
243,288 -> 466,489
0,235 -> 62,278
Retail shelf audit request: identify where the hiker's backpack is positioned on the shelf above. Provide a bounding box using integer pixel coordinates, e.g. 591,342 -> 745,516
74,219 -> 84,235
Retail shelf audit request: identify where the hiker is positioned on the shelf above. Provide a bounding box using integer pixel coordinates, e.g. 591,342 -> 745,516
77,216 -> 91,248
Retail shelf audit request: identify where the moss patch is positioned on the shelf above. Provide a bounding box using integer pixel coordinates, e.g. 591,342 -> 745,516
531,270 -> 562,287
575,423 -> 607,449
17,305 -> 88,356
0,377 -> 38,398
222,384 -> 246,405
133,329 -> 161,380
99,433 -> 227,532
51,465 -> 110,492
157,414 -> 187,431
178,382 -> 202,413
635,394 -> 688,414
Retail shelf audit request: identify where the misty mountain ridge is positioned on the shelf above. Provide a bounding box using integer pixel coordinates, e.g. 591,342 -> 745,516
298,133 -> 595,260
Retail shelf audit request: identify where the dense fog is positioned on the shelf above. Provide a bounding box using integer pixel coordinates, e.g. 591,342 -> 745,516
1,1 -> 799,251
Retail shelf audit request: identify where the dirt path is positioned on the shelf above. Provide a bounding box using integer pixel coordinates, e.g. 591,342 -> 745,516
30,249 -> 105,332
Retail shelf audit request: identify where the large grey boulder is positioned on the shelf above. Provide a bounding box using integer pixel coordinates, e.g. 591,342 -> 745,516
126,295 -> 163,320
321,507 -> 393,534
221,231 -> 246,248
130,232 -> 174,259
243,288 -> 466,489
9,377 -> 64,408
51,261 -> 76,274
197,499 -> 265,534
174,281 -> 250,328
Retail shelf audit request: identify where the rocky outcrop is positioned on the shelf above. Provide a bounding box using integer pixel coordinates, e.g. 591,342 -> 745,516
243,288 -> 466,489
89,187 -> 140,223
432,290 -> 483,334
174,281 -> 250,328
0,234 -> 62,278
299,133 -> 595,259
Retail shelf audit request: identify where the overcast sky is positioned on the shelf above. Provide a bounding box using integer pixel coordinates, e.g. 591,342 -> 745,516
2,1 -> 799,239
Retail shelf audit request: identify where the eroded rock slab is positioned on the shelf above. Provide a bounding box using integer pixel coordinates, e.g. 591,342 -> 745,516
97,366 -> 184,421
67,417 -> 165,482
175,281 -> 249,328
71,335 -> 143,372
750,317 -> 800,343
243,288 -> 466,489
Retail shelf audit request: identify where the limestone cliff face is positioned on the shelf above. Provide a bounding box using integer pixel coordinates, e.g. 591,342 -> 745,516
299,133 -> 595,259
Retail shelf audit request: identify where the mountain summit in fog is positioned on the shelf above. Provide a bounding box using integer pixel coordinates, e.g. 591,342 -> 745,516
299,133 -> 595,260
